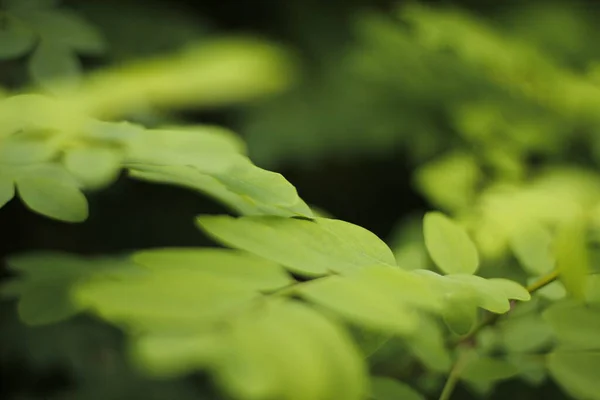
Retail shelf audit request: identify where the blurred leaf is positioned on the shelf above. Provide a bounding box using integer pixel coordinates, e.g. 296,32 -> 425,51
28,40 -> 82,90
415,152 -> 481,212
0,15 -> 36,59
370,376 -> 424,400
15,164 -> 88,222
500,315 -> 553,353
588,275 -> 600,304
404,317 -> 451,372
554,216 -> 590,299
509,222 -> 555,275
547,350 -> 600,400
543,301 -> 600,349
21,9 -> 106,54
0,137 -> 59,164
461,356 -> 518,384
197,216 -> 396,277
68,37 -> 297,118
296,275 -> 417,335
132,248 -> 293,292
64,146 -> 123,189
446,275 -> 512,313
0,174 -> 15,207
2,252 -> 139,325
423,211 -> 479,275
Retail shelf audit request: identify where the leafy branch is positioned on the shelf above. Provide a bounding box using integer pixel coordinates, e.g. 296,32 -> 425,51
439,269 -> 560,400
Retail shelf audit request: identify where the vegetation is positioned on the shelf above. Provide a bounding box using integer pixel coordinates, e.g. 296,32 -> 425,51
1,1 -> 600,399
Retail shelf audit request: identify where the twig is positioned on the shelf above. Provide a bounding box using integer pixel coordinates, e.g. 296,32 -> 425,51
438,269 -> 559,400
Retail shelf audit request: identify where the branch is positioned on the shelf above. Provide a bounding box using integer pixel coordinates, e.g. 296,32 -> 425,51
438,269 -> 559,400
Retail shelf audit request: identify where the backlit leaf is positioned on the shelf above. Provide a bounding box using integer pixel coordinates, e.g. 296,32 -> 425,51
509,222 -> 554,275
296,275 -> 418,335
423,211 -> 479,275
133,248 -> 293,292
548,350 -> 600,400
15,164 -> 88,222
197,216 -> 396,276
130,159 -> 313,218
370,376 -> 425,400
554,216 -> 590,299
64,146 -> 123,189
488,278 -> 531,301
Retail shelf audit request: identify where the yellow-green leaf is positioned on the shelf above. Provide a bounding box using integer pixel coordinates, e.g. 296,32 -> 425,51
423,211 -> 479,275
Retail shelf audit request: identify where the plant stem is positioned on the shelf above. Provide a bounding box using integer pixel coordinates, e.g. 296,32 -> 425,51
438,269 -> 559,400
438,348 -> 471,400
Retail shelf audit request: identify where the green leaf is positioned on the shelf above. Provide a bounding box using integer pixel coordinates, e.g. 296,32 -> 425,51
197,216 -> 396,277
129,159 -> 313,218
500,315 -> 553,353
28,41 -> 82,91
487,278 -> 531,301
461,356 -> 519,385
134,300 -> 367,400
554,216 -> 590,299
2,252 -> 139,325
441,292 -> 478,335
20,9 -> 106,54
543,301 -> 600,349
509,222 -> 554,275
126,128 -> 243,174
74,268 -> 260,332
404,317 -> 451,372
63,146 -> 123,189
296,275 -> 418,335
370,376 -> 425,400
0,15 -> 36,59
414,152 -> 481,212
0,137 -> 59,164
15,164 -> 88,222
17,280 -> 81,325
547,350 -> 600,400
132,248 -> 293,292
423,211 -> 479,275
587,275 -> 600,304
0,175 -> 15,208
447,275 -> 511,313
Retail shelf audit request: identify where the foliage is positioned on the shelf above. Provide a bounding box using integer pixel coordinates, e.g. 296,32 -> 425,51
1,1 -> 600,400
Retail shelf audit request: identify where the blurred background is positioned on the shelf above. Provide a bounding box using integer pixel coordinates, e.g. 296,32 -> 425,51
1,0 -> 597,398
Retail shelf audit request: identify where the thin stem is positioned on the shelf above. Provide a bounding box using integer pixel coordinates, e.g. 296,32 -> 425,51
439,348 -> 471,400
439,269 -> 560,400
